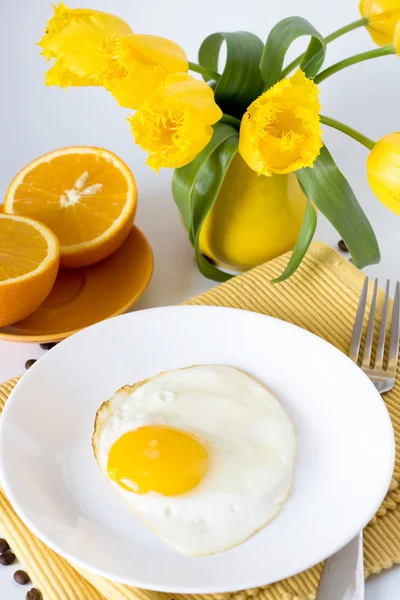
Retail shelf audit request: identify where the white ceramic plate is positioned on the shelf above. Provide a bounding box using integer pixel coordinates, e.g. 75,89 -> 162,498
0,306 -> 395,593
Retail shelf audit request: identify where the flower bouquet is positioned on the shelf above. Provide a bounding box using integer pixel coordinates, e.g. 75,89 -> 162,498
39,2 -> 400,281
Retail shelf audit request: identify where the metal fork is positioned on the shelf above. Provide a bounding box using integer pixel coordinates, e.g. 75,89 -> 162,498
316,277 -> 400,600
350,278 -> 400,393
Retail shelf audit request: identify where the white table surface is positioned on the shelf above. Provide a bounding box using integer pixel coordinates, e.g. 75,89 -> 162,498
1,0 -> 400,597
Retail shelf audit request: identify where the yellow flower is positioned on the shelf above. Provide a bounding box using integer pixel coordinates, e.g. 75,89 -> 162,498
129,73 -> 222,172
359,0 -> 400,46
394,20 -> 400,53
367,132 -> 400,214
38,3 -> 132,87
102,34 -> 188,110
239,70 -> 322,177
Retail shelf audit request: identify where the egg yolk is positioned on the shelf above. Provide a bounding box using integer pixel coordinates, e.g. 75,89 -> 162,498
107,425 -> 209,496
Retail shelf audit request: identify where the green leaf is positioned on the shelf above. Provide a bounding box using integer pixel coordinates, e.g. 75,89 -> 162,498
296,145 -> 380,269
172,122 -> 237,246
198,32 -> 265,117
171,169 -> 193,239
172,123 -> 239,281
260,17 -> 326,89
273,199 -> 317,282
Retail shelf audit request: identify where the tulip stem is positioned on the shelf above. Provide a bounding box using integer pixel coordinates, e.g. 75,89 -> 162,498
315,46 -> 396,83
320,115 -> 375,150
324,17 -> 369,43
221,114 -> 241,129
188,61 -> 221,81
281,17 -> 368,79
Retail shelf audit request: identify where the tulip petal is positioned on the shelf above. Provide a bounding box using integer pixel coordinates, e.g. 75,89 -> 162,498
394,20 -> 400,54
38,3 -> 131,86
239,70 -> 322,176
44,57 -> 95,86
129,74 -> 222,171
107,67 -> 170,109
102,33 -> 188,109
367,132 -> 400,214
359,0 -> 400,46
117,34 -> 187,73
162,74 -> 223,124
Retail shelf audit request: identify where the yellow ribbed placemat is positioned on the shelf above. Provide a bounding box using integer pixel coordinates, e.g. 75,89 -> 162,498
1,241 -> 400,600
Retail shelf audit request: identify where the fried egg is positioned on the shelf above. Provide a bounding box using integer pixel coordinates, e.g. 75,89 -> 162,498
92,365 -> 295,556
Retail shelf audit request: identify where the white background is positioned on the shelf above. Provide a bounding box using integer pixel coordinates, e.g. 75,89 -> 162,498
0,0 -> 400,598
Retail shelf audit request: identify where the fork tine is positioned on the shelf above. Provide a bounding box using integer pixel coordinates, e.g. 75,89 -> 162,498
349,278 -> 368,363
375,279 -> 390,370
387,281 -> 400,376
361,278 -> 378,369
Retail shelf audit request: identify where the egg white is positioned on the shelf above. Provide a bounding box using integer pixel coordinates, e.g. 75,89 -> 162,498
92,365 -> 295,556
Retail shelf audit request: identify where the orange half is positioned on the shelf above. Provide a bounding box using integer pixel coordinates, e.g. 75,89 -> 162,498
0,214 -> 60,327
0,226 -> 153,342
4,147 -> 137,268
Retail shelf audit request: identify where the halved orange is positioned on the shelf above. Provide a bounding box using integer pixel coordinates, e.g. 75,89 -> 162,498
4,147 -> 137,268
0,214 -> 60,327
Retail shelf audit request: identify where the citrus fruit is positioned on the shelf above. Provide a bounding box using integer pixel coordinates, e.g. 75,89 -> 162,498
0,214 -> 60,327
199,154 -> 307,271
4,147 -> 137,268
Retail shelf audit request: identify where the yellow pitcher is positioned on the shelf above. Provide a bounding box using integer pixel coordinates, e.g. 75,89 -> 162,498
199,154 -> 307,272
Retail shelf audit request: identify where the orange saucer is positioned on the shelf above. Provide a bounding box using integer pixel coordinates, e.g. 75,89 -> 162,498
0,226 -> 153,343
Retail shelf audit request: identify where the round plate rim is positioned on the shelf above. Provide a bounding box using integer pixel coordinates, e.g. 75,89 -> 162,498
0,306 -> 395,592
0,225 -> 154,343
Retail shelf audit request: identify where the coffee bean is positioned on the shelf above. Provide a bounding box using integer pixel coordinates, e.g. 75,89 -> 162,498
14,570 -> 30,585
0,550 -> 15,565
39,342 -> 57,350
26,589 -> 42,600
338,239 -> 349,253
25,359 -> 37,370
0,539 -> 9,553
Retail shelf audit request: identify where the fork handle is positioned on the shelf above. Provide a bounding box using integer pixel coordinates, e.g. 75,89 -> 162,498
316,533 -> 364,600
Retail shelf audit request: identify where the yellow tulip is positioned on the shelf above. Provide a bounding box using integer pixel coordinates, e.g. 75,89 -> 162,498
394,20 -> 400,53
239,70 -> 322,177
38,3 -> 132,87
199,154 -> 307,270
102,34 -> 188,110
129,73 -> 222,171
359,0 -> 400,46
367,132 -> 400,214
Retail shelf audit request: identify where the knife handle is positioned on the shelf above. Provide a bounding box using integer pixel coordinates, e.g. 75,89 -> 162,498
316,532 -> 364,600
